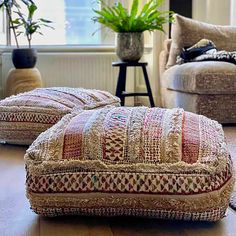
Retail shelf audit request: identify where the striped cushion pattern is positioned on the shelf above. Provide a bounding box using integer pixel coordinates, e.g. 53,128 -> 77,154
0,87 -> 120,145
25,107 -> 235,221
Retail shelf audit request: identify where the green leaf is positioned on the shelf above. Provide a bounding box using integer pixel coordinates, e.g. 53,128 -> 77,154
39,18 -> 52,23
16,31 -> 23,37
142,3 -> 159,18
28,3 -> 37,19
156,0 -> 165,7
11,18 -> 21,24
130,0 -> 139,19
139,0 -> 153,16
116,2 -> 128,18
40,23 -> 54,29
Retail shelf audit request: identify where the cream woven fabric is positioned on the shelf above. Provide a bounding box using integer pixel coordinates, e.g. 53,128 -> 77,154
0,87 -> 120,145
25,106 -> 235,221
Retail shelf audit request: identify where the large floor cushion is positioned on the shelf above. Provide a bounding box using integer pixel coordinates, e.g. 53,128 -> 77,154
0,87 -> 120,145
25,106 -> 235,221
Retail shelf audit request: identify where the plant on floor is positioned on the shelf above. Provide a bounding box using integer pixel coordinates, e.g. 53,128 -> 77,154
92,0 -> 173,62
0,0 -> 53,48
0,0 -> 53,68
15,0 -> 53,48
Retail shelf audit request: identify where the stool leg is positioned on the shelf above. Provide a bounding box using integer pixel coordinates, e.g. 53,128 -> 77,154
115,66 -> 127,106
142,65 -> 155,107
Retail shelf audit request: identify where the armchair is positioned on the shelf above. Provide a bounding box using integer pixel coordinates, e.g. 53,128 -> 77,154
160,14 -> 236,123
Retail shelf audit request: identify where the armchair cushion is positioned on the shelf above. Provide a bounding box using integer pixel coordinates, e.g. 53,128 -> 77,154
162,61 -> 236,94
167,14 -> 236,68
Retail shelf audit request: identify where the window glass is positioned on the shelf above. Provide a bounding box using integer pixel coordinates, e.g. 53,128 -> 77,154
11,0 -> 115,46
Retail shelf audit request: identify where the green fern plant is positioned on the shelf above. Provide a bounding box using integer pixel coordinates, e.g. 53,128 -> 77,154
92,0 -> 174,33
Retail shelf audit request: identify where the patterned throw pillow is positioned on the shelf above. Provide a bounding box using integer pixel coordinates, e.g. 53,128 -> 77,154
0,87 -> 120,145
25,106 -> 234,221
167,14 -> 236,68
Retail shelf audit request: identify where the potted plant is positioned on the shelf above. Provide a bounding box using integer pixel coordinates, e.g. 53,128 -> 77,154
0,0 -> 53,68
93,0 -> 173,62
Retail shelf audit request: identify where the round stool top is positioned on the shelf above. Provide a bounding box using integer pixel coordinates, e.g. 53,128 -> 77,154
112,61 -> 148,67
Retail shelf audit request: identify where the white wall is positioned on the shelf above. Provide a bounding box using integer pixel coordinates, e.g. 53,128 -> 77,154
206,0 -> 231,25
192,0 -> 233,25
135,0 -> 169,107
192,0 -> 207,22
231,0 -> 236,25
0,52 -> 135,107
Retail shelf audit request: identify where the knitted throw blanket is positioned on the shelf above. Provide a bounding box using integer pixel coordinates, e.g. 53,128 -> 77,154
177,39 -> 236,65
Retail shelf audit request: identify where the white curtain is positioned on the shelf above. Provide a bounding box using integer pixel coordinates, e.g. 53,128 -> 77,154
192,0 -> 232,25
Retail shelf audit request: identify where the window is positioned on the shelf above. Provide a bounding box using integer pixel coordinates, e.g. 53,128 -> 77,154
10,0 -> 108,46
2,0 -> 129,47
0,0 -> 128,46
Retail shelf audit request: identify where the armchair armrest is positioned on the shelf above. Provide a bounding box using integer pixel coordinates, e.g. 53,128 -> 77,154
159,39 -> 172,76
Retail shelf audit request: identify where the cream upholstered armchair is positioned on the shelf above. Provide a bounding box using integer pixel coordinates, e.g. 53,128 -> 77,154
160,14 -> 236,123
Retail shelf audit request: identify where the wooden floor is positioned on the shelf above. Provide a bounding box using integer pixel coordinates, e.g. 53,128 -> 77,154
0,127 -> 236,236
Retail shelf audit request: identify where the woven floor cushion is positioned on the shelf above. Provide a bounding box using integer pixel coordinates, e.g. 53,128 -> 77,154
25,106 -> 235,221
0,87 -> 120,145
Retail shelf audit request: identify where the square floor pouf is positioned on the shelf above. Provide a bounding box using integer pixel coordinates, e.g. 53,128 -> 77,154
25,106 -> 235,221
0,87 -> 120,145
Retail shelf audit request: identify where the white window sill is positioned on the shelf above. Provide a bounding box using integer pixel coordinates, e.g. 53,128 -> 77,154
0,45 -> 153,54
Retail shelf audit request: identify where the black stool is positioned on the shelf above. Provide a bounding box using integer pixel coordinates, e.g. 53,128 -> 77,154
112,61 -> 155,107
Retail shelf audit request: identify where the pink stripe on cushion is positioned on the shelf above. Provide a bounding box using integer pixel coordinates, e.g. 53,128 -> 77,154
46,88 -> 117,105
63,112 -> 92,160
182,112 -> 200,164
142,108 -> 165,162
29,90 -> 85,106
6,96 -> 73,110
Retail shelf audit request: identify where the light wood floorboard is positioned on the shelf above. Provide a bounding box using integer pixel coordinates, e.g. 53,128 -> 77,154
0,126 -> 236,236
